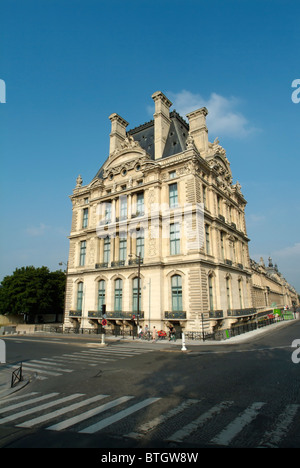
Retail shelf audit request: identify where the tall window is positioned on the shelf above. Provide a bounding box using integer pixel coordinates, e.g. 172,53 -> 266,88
103,237 -> 111,265
171,275 -> 183,312
238,280 -> 243,309
114,279 -> 123,312
132,277 -> 141,313
136,232 -> 145,259
98,280 -> 106,311
119,236 -> 127,262
120,196 -> 127,219
169,183 -> 178,208
170,223 -> 180,255
220,232 -> 225,260
208,275 -> 214,312
203,185 -> 207,209
77,282 -> 84,312
104,202 -> 112,223
80,241 -> 86,266
205,224 -> 210,255
82,208 -> 89,229
226,277 -> 231,311
137,192 -> 144,215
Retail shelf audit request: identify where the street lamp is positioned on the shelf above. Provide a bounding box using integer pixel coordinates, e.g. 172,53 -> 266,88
128,253 -> 141,334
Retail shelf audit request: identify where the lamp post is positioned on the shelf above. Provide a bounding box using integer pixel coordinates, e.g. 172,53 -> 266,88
129,253 -> 141,335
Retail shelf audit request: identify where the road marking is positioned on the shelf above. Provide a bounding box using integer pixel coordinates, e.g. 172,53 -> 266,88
17,394 -> 109,428
80,398 -> 161,434
0,393 -> 59,414
0,392 -> 39,405
167,401 -> 234,443
259,404 -> 300,448
126,399 -> 200,440
20,364 -> 62,376
0,394 -> 83,425
28,360 -> 74,373
47,396 -> 133,432
211,402 -> 265,446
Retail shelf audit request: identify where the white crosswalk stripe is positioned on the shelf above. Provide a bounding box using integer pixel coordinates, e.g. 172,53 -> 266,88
17,344 -> 156,380
1,391 -> 299,446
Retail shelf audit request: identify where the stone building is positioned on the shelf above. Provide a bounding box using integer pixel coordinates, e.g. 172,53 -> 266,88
251,257 -> 298,309
63,91 -> 297,335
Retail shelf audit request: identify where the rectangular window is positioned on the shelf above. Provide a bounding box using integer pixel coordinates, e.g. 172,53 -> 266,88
170,223 -> 180,255
226,278 -> 231,311
171,276 -> 183,312
136,232 -> 145,259
119,236 -> 127,262
98,280 -> 106,312
132,278 -> 142,313
82,208 -> 89,229
120,196 -> 127,219
136,192 -> 144,215
80,241 -> 86,266
209,276 -> 214,312
77,283 -> 84,312
169,170 -> 176,179
220,232 -> 225,260
104,202 -> 112,223
203,185 -> 207,208
205,224 -> 210,255
169,183 -> 178,208
114,279 -> 123,312
103,237 -> 111,265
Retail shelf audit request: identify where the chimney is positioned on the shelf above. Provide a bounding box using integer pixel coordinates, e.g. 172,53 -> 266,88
186,107 -> 209,155
152,91 -> 173,160
109,113 -> 129,155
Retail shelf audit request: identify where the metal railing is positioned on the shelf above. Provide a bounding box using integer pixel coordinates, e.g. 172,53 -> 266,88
11,363 -> 23,388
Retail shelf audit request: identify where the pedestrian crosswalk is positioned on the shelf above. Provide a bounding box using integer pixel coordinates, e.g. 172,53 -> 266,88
7,343 -> 155,381
0,391 -> 299,447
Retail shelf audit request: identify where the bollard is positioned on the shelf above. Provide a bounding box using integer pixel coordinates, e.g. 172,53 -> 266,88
100,333 -> 106,346
181,332 -> 187,352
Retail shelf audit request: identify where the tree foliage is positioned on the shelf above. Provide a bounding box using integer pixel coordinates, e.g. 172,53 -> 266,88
0,266 -> 66,320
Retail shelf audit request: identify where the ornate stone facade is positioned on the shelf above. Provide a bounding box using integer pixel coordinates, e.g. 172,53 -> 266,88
64,91 -> 298,334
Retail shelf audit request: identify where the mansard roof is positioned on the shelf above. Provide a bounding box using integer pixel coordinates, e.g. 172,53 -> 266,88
128,110 -> 189,160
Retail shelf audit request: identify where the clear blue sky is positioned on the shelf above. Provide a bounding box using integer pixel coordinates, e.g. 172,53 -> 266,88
1,0 -> 299,292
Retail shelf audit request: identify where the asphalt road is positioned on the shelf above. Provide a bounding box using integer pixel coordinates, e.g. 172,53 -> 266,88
1,320 -> 300,449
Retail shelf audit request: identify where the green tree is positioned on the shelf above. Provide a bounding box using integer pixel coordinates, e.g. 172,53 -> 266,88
0,266 -> 66,323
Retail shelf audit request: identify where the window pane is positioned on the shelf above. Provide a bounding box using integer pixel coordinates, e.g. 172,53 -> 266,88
132,277 -> 141,312
114,279 -> 123,312
77,283 -> 83,311
171,275 -> 182,312
169,183 -> 178,208
98,280 -> 106,311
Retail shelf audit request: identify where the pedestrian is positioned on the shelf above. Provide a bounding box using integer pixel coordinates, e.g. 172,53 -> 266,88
152,326 -> 157,343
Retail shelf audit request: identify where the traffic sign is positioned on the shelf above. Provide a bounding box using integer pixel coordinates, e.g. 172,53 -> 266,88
102,319 -> 107,327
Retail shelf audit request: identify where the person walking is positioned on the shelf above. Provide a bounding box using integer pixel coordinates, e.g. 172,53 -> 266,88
152,326 -> 157,343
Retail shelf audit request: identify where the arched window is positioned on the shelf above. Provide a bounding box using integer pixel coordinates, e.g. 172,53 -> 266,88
171,275 -> 183,312
77,282 -> 84,312
132,277 -> 141,313
114,279 -> 123,312
98,280 -> 106,311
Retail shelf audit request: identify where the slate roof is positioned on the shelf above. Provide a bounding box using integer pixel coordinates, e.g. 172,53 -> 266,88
128,110 -> 189,160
